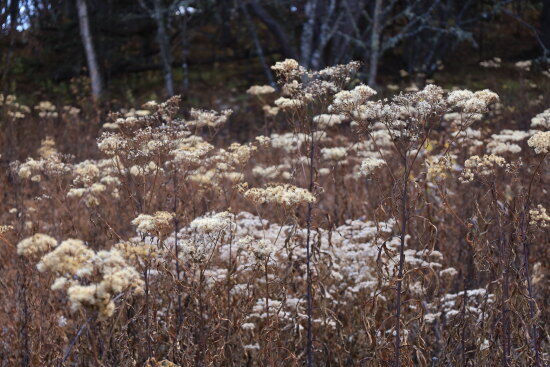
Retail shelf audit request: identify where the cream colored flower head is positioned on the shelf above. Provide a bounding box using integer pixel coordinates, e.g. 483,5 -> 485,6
244,184 -> 316,207
17,233 -> 57,257
132,211 -> 174,236
247,85 -> 276,96
528,131 -> 550,154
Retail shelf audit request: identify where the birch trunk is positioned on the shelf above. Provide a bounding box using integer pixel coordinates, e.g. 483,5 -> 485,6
180,14 -> 190,93
76,0 -> 103,100
153,0 -> 174,96
300,0 -> 318,68
368,0 -> 383,87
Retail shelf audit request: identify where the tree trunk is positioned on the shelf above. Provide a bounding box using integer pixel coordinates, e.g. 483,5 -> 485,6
310,0 -> 337,70
153,0 -> 174,96
540,0 -> 550,51
249,0 -> 298,60
76,0 -> 103,100
1,0 -> 19,97
331,0 -> 361,65
300,0 -> 319,68
242,3 -> 275,86
368,0 -> 382,87
179,14 -> 190,93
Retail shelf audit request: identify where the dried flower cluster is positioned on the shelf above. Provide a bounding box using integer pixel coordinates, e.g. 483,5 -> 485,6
243,184 -> 316,207
528,131 -> 550,154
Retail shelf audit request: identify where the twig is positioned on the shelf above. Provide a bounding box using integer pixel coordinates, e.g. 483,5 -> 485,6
61,317 -> 92,365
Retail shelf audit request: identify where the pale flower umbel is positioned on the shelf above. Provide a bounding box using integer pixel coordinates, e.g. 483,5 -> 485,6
17,233 -> 58,257
529,205 -> 550,228
360,157 -> 385,176
244,184 -> 316,207
527,131 -> 550,154
132,211 -> 174,236
247,85 -> 275,96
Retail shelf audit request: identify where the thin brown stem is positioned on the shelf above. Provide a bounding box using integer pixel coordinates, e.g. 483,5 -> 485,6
394,155 -> 408,367
305,127 -> 315,367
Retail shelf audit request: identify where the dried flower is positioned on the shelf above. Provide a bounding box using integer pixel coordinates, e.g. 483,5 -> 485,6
274,97 -> 304,109
17,233 -> 57,257
529,205 -> 549,227
360,157 -> 385,176
132,211 -> 174,236
187,108 -> 232,128
515,60 -> 532,71
37,239 -> 94,274
271,59 -> 303,79
531,109 -> 550,129
244,184 -> 316,207
460,154 -> 508,182
330,84 -> 377,113
527,131 -> 550,154
247,85 -> 276,95
479,57 -> 501,68
321,147 -> 347,161
313,114 -> 346,129
190,212 -> 233,234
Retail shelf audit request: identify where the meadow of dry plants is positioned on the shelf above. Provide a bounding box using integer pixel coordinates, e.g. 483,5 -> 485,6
0,59 -> 549,366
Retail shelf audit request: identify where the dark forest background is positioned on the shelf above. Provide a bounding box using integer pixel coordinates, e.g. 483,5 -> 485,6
1,0 -> 550,108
